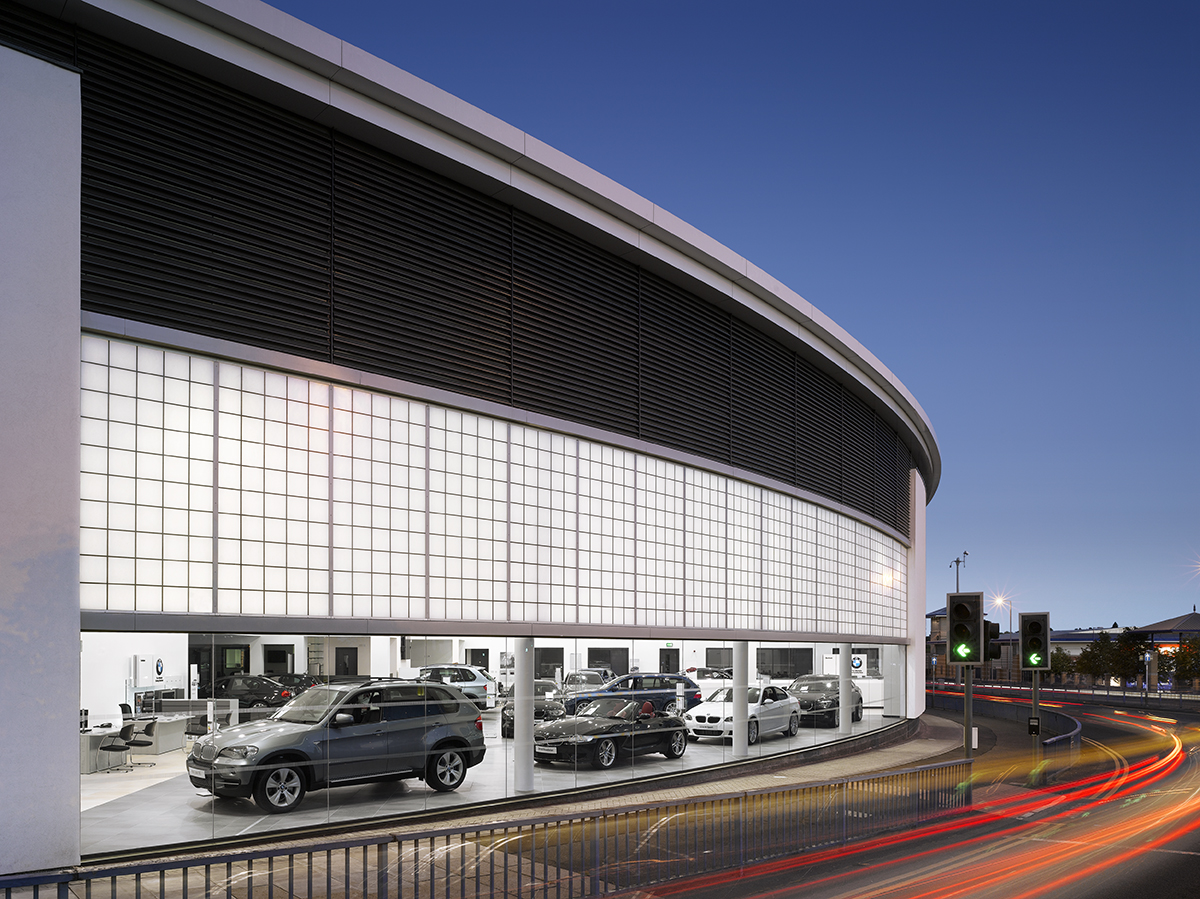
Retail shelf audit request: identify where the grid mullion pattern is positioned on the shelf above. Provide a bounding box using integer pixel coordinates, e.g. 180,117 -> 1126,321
331,388 -> 426,620
577,443 -> 637,626
684,470 -> 727,630
216,368 -> 329,617
427,409 -> 509,621
80,336 -> 215,613
761,493 -> 793,632
727,482 -> 761,631
635,458 -> 685,628
510,427 -> 579,624
80,338 -> 909,638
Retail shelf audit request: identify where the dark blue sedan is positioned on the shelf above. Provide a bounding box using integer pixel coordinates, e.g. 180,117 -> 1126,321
560,672 -> 703,715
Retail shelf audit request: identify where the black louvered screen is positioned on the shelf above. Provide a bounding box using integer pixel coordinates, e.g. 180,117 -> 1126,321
0,1 -> 74,65
639,271 -> 732,463
332,137 -> 513,403
78,32 -> 333,358
732,318 -> 796,486
1,0 -> 918,536
840,391 -> 877,515
512,211 -> 640,435
795,357 -> 843,501
874,423 -> 911,533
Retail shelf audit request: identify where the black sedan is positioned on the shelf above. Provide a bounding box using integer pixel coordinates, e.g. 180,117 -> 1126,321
500,679 -> 567,738
532,697 -> 687,769
210,675 -> 293,707
784,674 -> 863,725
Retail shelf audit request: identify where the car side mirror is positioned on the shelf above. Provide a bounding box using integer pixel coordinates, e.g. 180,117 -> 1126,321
332,713 -> 354,728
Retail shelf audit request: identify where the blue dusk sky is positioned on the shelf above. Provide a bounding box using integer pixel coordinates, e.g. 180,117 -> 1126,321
266,0 -> 1198,633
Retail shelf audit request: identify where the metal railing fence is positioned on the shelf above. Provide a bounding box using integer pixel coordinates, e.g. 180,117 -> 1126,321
2,759 -> 970,899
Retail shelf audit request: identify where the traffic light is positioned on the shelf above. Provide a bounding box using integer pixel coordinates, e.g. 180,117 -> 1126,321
947,593 -> 984,665
1020,612 -> 1051,670
986,620 -> 1002,661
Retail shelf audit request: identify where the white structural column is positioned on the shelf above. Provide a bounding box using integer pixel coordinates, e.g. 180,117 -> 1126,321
882,644 -> 906,717
907,468 -> 928,718
0,45 -> 81,875
513,636 -> 535,792
838,643 -> 853,734
732,641 -> 749,757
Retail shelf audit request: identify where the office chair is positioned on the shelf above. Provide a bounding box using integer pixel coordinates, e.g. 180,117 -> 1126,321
119,703 -> 134,724
126,719 -> 157,767
98,723 -> 135,773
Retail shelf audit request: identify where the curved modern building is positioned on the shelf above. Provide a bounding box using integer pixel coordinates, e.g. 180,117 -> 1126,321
0,0 -> 938,874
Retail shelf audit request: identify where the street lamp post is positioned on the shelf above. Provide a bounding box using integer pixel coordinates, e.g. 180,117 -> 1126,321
992,594 -> 1013,683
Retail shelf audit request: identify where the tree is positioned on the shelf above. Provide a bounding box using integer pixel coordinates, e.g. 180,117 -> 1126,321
1156,644 -> 1176,688
1050,646 -> 1075,679
1173,634 -> 1200,686
1076,631 -> 1116,685
1114,629 -> 1152,685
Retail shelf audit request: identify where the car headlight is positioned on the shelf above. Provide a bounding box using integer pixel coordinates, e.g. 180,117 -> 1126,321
217,745 -> 260,760
723,716 -> 733,723
817,699 -> 835,708
563,734 -> 594,744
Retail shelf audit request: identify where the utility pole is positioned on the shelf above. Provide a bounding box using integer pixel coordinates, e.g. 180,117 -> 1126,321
950,552 -> 969,591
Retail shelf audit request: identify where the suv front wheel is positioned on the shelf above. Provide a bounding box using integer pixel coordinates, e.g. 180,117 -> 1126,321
426,747 -> 467,791
253,763 -> 307,813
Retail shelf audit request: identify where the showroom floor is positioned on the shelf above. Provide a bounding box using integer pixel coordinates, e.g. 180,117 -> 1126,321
80,707 -> 884,857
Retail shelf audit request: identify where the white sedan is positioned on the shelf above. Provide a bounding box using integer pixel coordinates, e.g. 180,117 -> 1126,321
682,684 -> 800,745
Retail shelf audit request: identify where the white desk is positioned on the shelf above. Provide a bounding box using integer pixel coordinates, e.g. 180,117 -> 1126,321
129,714 -> 192,755
80,726 -> 123,774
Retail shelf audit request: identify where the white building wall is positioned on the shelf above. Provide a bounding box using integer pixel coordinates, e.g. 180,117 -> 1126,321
0,45 -> 82,874
907,468 -> 928,717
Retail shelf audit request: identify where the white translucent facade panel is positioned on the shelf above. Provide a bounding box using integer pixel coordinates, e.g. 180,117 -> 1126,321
428,408 -> 509,622
727,481 -> 761,631
761,492 -> 793,632
577,443 -> 637,626
685,469 -> 726,630
216,367 -> 329,618
511,427 -> 578,623
80,338 -> 214,613
79,337 -> 909,639
331,388 -> 427,621
635,458 -> 685,628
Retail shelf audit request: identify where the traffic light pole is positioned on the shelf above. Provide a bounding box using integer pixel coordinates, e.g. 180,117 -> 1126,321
1031,669 -> 1041,784
964,666 -> 974,760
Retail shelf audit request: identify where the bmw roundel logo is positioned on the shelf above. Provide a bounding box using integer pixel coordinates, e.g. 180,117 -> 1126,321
156,658 -> 164,675
850,657 -> 863,669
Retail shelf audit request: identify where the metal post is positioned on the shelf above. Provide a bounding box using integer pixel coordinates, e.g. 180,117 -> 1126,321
963,666 -> 973,760
1031,669 -> 1040,782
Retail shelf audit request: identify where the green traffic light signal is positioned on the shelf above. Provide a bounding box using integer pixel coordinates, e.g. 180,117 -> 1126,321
1020,612 -> 1051,671
947,593 -> 984,666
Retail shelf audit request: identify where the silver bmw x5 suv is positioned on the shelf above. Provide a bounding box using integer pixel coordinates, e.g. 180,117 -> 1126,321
187,679 -> 486,813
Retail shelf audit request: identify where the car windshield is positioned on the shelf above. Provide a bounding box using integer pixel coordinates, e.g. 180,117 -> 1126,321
273,686 -> 342,724
577,698 -> 638,719
705,687 -> 762,703
791,679 -> 837,692
563,673 -> 601,688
